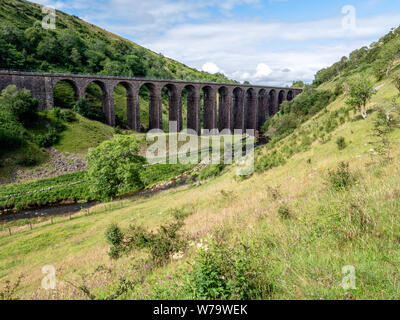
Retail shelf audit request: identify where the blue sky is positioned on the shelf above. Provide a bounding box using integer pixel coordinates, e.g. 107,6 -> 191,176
33,0 -> 400,86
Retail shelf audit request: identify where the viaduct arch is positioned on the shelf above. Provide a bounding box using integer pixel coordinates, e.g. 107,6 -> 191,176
0,71 -> 302,134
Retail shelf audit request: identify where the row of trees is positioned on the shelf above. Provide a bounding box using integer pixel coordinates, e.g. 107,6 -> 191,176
314,26 -> 400,85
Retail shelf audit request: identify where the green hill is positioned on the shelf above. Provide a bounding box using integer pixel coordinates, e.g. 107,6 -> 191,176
1,24 -> 400,300
0,0 -> 233,82
0,0 -> 236,129
0,0 -> 239,181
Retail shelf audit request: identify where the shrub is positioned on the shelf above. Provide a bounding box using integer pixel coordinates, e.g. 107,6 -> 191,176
86,135 -> 146,200
62,110 -> 76,122
105,224 -> 124,247
105,224 -> 125,259
0,85 -> 39,126
278,204 -> 291,219
0,114 -> 24,153
170,207 -> 195,220
336,136 -> 347,150
197,164 -> 225,181
185,241 -> 275,300
55,109 -> 76,123
327,162 -> 356,191
369,105 -> 400,163
35,128 -> 59,148
15,145 -> 42,166
105,220 -> 188,265
0,85 -> 38,154
74,98 -> 106,123
0,275 -> 23,300
266,185 -> 281,201
255,151 -> 285,172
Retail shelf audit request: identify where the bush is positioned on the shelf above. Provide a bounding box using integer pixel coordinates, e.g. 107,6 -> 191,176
60,109 -> 77,122
0,114 -> 24,154
36,128 -> 59,148
105,220 -> 188,265
185,241 -> 275,300
15,144 -> 42,166
0,85 -> 39,127
266,185 -> 281,201
327,162 -> 356,191
170,207 -> 195,220
336,136 -> 347,150
255,151 -> 285,172
54,107 -> 76,123
86,135 -> 146,200
278,204 -> 291,219
105,224 -> 124,247
197,164 -> 225,181
0,85 -> 38,154
74,98 -> 106,123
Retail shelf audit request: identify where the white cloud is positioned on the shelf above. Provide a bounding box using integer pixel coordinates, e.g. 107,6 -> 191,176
254,63 -> 272,79
202,62 -> 222,74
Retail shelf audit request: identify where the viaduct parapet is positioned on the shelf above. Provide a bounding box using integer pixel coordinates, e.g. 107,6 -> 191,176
0,71 -> 302,134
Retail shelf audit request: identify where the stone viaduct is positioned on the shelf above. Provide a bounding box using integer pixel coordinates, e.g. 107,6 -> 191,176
0,71 -> 302,134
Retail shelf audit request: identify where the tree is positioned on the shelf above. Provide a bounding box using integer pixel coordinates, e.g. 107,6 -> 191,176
101,59 -> 132,76
345,76 -> 375,119
37,35 -> 61,64
0,85 -> 38,125
86,135 -> 146,200
393,75 -> 400,95
73,98 -> 105,123
0,39 -> 25,69
125,55 -> 146,76
292,80 -> 305,88
380,38 -> 400,78
370,105 -> 400,163
0,85 -> 38,153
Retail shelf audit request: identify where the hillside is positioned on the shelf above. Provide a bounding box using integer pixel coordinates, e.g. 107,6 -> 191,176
0,0 -> 240,182
1,25 -> 400,299
0,0 -> 236,129
0,0 -> 233,82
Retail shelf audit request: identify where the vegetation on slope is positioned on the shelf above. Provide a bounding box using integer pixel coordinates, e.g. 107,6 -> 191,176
0,0 -> 233,83
1,79 -> 400,298
2,5 -> 400,301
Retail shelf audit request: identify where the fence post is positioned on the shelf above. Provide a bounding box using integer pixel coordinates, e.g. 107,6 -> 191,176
8,227 -> 11,236
30,223 -> 32,230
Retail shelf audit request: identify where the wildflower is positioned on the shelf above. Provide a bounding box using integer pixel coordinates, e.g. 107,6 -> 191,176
172,251 -> 184,260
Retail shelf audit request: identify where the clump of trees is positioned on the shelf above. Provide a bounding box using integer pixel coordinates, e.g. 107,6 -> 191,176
0,85 -> 38,155
261,86 -> 334,138
73,98 -> 105,123
313,26 -> 400,86
86,135 -> 146,200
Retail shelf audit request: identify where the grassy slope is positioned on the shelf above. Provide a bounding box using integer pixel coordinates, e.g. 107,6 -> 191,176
55,113 -> 116,155
1,68 -> 400,299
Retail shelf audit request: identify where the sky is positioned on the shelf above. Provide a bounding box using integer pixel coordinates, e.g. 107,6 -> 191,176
33,0 -> 400,86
